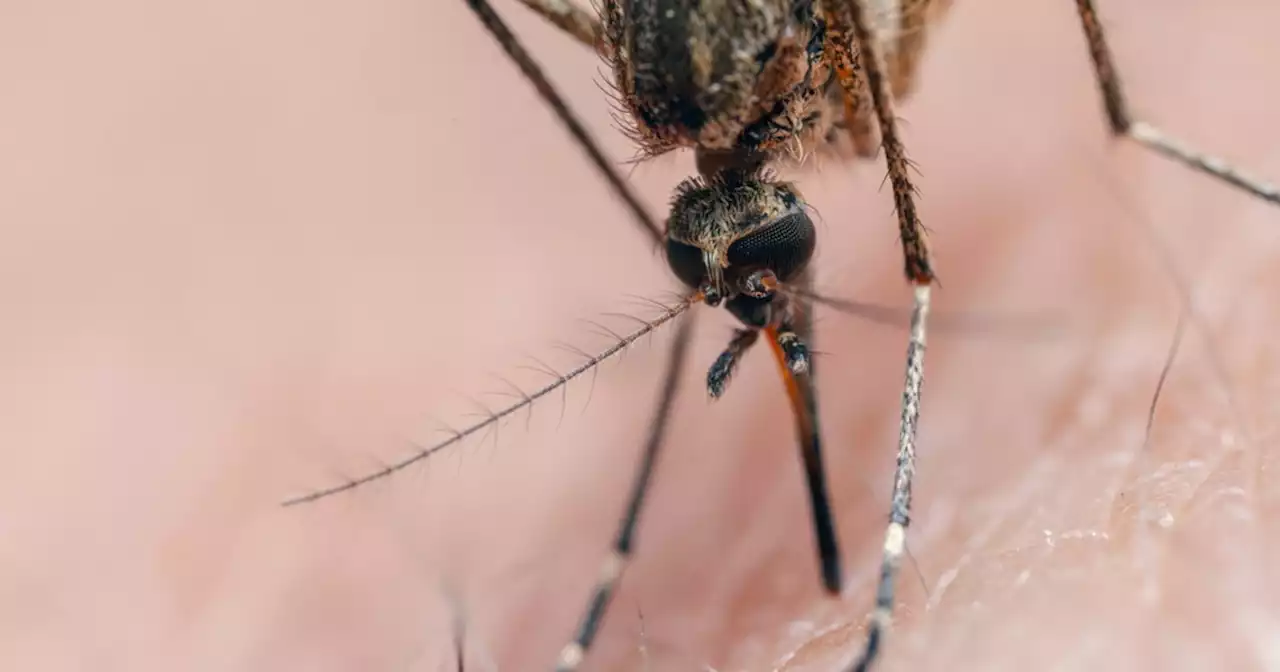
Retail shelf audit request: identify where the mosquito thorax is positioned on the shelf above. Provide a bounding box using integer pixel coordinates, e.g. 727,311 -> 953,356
606,0 -> 822,155
664,170 -> 815,309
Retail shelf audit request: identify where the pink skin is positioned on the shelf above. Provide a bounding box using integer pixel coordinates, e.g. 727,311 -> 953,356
2,1 -> 1279,671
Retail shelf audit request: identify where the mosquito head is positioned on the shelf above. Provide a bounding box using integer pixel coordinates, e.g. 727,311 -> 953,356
664,170 -> 815,307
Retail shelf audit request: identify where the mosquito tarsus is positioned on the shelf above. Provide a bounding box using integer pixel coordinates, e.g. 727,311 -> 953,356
288,0 -> 1278,669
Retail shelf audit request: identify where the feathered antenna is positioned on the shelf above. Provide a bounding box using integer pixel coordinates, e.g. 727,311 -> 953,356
281,294 -> 696,507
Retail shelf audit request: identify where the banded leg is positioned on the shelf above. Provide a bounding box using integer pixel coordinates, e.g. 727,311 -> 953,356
554,315 -> 695,671
516,0 -> 604,52
1074,0 -> 1279,205
823,0 -> 934,669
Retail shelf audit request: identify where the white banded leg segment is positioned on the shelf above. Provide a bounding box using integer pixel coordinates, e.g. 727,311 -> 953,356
554,525 -> 633,670
847,283 -> 930,672
554,316 -> 696,670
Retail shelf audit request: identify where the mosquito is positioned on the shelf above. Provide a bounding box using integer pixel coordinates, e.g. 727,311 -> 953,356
284,1 -> 1278,669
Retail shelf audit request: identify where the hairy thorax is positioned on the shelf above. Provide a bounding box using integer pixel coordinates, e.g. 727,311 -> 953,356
603,0 -> 843,166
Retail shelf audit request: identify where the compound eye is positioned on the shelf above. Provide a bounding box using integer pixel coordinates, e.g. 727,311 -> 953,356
725,209 -> 816,282
665,238 -> 708,288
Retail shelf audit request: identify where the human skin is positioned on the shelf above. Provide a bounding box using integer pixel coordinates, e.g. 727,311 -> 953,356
1,1 -> 1278,671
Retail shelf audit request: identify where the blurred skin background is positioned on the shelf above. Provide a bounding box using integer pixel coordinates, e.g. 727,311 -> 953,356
1,1 -> 1279,670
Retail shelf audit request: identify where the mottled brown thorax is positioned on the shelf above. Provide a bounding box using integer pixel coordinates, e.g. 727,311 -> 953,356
603,0 -> 837,161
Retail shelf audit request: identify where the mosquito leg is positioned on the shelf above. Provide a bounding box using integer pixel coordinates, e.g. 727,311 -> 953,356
823,0 -> 953,155
766,313 -> 843,594
707,328 -> 759,398
846,293 -> 927,672
463,0 -> 664,244
452,611 -> 466,672
822,1 -> 934,669
515,0 -> 603,52
554,314 -> 696,672
822,1 -> 934,283
1073,0 -> 1279,205
823,10 -> 880,158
